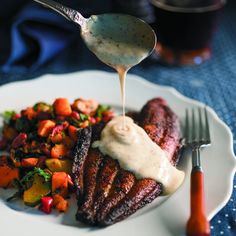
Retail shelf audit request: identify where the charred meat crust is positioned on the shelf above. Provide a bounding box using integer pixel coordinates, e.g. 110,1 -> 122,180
96,169 -> 135,223
99,179 -> 162,226
76,148 -> 103,224
72,126 -> 92,195
92,157 -> 119,218
139,97 -> 182,166
72,97 -> 182,226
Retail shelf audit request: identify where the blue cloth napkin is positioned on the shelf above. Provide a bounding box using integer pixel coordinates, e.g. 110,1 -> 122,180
1,2 -> 79,73
0,0 -> 111,74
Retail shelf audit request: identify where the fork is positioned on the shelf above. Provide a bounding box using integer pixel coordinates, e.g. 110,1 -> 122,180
185,107 -> 211,236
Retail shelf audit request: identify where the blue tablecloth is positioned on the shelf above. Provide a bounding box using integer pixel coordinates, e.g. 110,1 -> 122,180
0,0 -> 236,235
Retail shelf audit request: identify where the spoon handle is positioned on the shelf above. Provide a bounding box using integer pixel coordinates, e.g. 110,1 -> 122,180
33,0 -> 86,27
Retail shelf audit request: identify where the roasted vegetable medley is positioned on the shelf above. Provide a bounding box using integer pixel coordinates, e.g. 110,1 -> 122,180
0,98 -> 113,213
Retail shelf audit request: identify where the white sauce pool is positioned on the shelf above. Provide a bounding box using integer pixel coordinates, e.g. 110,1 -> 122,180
93,116 -> 185,195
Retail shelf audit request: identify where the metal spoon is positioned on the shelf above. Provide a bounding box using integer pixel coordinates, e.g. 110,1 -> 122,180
33,0 -> 156,69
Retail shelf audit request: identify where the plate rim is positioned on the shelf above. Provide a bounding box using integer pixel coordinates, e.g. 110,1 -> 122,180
0,70 -> 235,234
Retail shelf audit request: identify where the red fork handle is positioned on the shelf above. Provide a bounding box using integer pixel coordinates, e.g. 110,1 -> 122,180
186,168 -> 211,236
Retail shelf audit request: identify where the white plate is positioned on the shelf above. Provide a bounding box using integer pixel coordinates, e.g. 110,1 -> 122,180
0,70 -> 235,236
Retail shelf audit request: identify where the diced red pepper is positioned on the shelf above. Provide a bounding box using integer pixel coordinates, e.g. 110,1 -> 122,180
13,113 -> 21,120
70,111 -> 81,120
95,117 -> 101,123
89,117 -> 96,125
11,133 -> 27,148
39,196 -> 53,214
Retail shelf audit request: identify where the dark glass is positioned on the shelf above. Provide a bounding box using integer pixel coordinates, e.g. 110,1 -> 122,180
150,0 -> 225,65
153,8 -> 220,50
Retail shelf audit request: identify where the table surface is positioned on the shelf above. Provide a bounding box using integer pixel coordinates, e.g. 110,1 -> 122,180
0,1 -> 236,235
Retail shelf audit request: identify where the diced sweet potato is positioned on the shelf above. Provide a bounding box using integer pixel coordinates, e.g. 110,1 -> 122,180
53,98 -> 72,116
68,125 -> 78,141
80,120 -> 89,128
52,172 -> 69,197
50,132 -> 64,144
0,157 -> 19,188
51,144 -> 69,159
38,120 -> 56,137
53,194 -> 69,212
21,158 -> 39,168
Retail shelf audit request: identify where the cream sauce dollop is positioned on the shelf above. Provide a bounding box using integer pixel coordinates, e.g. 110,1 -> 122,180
92,116 -> 185,195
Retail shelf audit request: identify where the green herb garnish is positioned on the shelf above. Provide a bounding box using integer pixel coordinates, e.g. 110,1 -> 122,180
20,168 -> 51,185
1,111 -> 16,123
33,102 -> 52,112
96,105 -> 110,118
79,113 -> 88,121
6,168 -> 51,202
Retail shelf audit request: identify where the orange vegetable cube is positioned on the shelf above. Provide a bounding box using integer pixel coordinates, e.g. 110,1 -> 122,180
21,158 -> 39,168
53,98 -> 72,116
80,120 -> 89,128
51,144 -> 69,159
38,120 -> 56,137
53,194 -> 69,212
50,132 -> 64,144
0,158 -> 19,188
68,125 -> 78,141
52,172 -> 68,197
21,107 -> 37,120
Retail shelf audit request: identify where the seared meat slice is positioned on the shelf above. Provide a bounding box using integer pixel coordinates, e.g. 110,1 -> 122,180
99,179 -> 162,226
92,157 -> 119,217
139,97 -> 182,166
95,169 -> 135,223
72,126 -> 92,195
72,97 -> 182,226
76,148 -> 103,225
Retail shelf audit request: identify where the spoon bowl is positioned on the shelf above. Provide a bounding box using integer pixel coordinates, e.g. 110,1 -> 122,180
33,0 -> 156,68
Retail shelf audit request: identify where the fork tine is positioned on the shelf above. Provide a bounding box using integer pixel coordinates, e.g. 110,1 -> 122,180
204,107 -> 211,143
192,109 -> 196,142
198,107 -> 203,141
185,109 -> 190,143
